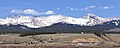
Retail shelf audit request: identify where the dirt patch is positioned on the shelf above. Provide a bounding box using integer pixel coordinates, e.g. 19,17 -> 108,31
72,38 -> 100,43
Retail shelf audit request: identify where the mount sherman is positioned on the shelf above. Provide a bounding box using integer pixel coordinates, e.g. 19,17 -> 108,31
0,13 -> 120,32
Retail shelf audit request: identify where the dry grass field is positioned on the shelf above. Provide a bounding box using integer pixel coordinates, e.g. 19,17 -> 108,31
0,34 -> 119,48
26,34 -> 104,42
105,34 -> 120,42
0,35 -> 37,43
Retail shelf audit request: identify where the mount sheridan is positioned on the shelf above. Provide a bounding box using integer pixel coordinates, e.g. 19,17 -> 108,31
0,13 -> 120,32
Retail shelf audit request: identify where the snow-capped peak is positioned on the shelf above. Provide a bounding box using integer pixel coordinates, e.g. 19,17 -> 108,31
83,13 -> 102,19
82,13 -> 107,26
84,13 -> 97,18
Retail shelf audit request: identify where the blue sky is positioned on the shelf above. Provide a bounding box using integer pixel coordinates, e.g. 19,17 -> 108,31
0,0 -> 120,18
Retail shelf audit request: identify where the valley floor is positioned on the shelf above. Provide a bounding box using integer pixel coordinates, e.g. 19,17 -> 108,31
0,33 -> 120,48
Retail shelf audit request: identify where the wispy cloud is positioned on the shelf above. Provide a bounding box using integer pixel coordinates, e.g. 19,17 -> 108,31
84,6 -> 96,10
66,7 -> 79,11
99,6 -> 114,10
66,7 -> 81,11
66,5 -> 114,11
56,8 -> 60,10
70,8 -> 80,11
11,9 -> 55,15
66,5 -> 96,11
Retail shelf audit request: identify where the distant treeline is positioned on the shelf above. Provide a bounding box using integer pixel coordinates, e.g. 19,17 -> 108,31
20,32 -> 57,37
0,30 -> 57,36
0,30 -> 120,37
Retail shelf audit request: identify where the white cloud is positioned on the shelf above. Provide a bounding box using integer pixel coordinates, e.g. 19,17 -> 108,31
104,6 -> 110,9
84,6 -> 96,10
11,9 -> 55,15
44,11 -> 55,14
70,8 -> 74,10
23,9 -> 40,15
70,8 -> 79,11
11,10 -> 23,14
56,8 -> 60,10
66,7 -> 80,11
100,6 -> 114,10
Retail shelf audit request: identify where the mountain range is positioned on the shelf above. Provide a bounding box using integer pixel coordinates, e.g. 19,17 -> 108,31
0,13 -> 120,32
